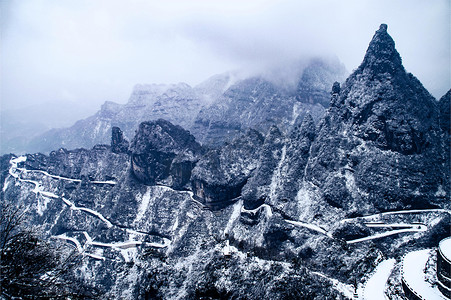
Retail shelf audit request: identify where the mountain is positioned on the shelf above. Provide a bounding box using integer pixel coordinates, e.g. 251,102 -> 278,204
1,25 -> 449,299
26,82 -> 212,154
191,58 -> 346,146
305,24 -> 447,214
24,58 -> 346,154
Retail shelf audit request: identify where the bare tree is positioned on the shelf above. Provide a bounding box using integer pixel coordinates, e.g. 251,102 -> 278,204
0,204 -> 100,299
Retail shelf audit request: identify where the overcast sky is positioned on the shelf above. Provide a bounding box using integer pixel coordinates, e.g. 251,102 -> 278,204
1,0 -> 450,115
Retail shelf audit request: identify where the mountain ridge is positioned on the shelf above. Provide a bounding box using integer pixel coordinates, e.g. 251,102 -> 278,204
22,57 -> 346,154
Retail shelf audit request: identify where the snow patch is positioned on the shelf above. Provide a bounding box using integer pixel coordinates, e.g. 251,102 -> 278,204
119,248 -> 138,263
412,189 -> 421,196
36,195 -> 52,216
268,145 -> 286,201
222,239 -> 231,256
2,180 -> 9,192
312,272 -> 354,299
223,200 -> 243,236
172,216 -> 179,231
435,185 -> 446,197
290,102 -> 302,126
134,187 -> 151,224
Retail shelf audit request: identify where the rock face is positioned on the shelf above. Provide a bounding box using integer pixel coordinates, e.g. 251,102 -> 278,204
129,119 -> 202,188
438,90 -> 450,201
24,145 -> 130,183
241,125 -> 285,210
240,113 -> 318,219
439,90 -> 450,135
305,24 -> 446,213
191,129 -> 264,209
268,114 -> 316,210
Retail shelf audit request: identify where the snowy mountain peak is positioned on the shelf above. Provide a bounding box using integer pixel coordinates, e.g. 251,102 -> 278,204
358,23 -> 404,76
129,82 -> 194,105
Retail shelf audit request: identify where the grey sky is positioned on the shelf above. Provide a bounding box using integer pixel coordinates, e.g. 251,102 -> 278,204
1,0 -> 449,117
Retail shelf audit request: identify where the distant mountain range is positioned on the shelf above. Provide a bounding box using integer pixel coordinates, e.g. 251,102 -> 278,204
18,57 -> 347,154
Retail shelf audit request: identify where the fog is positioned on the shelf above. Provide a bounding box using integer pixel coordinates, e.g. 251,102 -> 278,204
1,0 -> 449,129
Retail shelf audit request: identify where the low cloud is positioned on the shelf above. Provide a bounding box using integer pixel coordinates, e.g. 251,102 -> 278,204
1,0 -> 449,118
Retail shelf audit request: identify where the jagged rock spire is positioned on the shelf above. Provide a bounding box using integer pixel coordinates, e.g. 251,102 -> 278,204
298,113 -> 316,142
304,23 -> 446,214
111,127 -> 129,154
358,24 -> 405,76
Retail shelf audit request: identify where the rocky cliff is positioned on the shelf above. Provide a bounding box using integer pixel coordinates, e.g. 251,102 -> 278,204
129,119 -> 203,189
191,129 -> 264,209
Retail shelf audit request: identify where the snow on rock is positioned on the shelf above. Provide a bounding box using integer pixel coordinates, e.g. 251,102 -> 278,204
435,185 -> 446,197
223,200 -> 243,236
133,187 -> 152,224
312,271 -> 355,299
36,195 -> 52,216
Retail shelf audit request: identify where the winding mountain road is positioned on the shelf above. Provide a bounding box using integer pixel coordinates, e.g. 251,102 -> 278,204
6,156 -> 170,261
